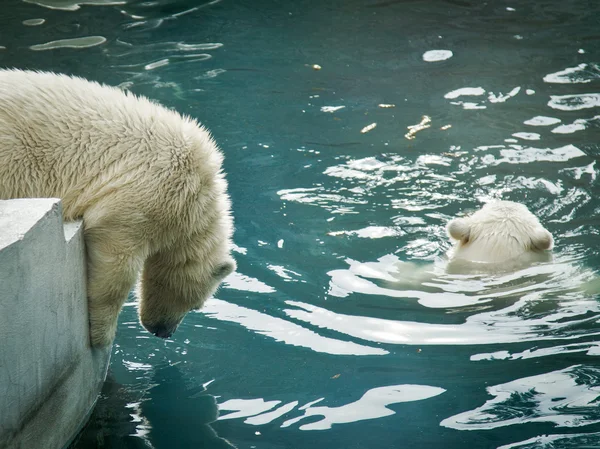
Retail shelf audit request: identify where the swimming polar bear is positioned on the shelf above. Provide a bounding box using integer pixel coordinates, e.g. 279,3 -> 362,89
445,200 -> 554,273
387,200 -> 554,288
0,69 -> 235,347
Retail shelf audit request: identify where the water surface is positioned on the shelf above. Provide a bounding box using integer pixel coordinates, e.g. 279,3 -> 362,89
2,1 -> 600,448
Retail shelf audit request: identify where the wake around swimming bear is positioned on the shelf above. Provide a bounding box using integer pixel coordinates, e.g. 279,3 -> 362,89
0,69 -> 235,347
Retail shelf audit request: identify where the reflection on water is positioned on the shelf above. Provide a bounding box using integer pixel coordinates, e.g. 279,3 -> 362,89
283,293 -> 600,346
279,385 -> 445,431
4,0 -> 600,447
498,431 -> 600,449
219,384 -> 445,431
203,299 -> 388,356
74,365 -> 234,449
441,365 -> 600,430
543,63 -> 600,84
472,341 -> 600,362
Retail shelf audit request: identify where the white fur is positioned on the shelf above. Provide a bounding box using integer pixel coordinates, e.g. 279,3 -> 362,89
390,201 -> 554,288
0,69 -> 235,347
446,200 -> 553,268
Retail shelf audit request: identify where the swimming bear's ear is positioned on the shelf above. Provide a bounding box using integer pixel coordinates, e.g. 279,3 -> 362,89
531,229 -> 554,251
213,257 -> 236,281
447,217 -> 470,242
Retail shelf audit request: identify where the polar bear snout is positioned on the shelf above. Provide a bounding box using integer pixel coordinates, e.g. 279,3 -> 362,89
138,254 -> 237,340
140,305 -> 187,339
143,320 -> 180,339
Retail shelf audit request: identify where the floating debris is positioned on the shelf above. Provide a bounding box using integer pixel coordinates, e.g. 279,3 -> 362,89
405,115 -> 431,140
361,122 -> 377,134
321,105 -> 345,113
440,124 -> 452,130
378,103 -> 396,108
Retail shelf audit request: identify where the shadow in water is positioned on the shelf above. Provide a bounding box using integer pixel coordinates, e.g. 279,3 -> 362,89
72,364 -> 235,449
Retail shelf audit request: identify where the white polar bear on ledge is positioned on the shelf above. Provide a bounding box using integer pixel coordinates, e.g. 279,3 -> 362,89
0,69 -> 235,347
445,200 -> 554,273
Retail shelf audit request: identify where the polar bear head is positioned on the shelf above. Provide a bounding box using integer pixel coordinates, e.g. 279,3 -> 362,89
135,130 -> 237,340
446,200 -> 553,267
138,226 -> 236,340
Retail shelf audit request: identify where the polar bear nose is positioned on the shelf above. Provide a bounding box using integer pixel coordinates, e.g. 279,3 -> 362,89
144,322 -> 175,338
152,327 -> 174,338
142,316 -> 185,339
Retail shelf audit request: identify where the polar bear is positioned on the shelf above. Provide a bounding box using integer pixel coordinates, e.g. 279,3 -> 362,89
0,69 -> 235,347
387,200 -> 554,288
445,200 -> 554,272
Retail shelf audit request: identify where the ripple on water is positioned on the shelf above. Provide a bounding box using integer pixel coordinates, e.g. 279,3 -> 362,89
471,341 -> 600,362
202,299 -> 388,356
278,154 -> 464,215
548,93 -> 600,111
441,365 -> 600,430
444,86 -> 521,109
283,288 -> 600,346
551,115 -> 600,134
30,36 -> 107,51
141,54 -> 212,71
543,63 -> 600,84
476,144 -> 586,166
120,0 -> 222,31
107,40 -> 223,91
524,116 -> 562,126
23,0 -> 124,10
22,18 -> 45,26
498,432 -> 600,449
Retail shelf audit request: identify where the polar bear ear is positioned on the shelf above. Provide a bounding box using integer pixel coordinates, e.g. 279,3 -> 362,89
447,217 -> 470,242
531,229 -> 554,251
213,258 -> 236,281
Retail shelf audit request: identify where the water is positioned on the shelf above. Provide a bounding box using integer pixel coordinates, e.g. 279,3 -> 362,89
2,0 -> 600,447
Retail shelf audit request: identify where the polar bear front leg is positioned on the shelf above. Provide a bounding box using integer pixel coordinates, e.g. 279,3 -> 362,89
84,227 -> 145,347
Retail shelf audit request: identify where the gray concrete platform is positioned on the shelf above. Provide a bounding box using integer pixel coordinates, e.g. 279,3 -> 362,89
0,199 -> 111,449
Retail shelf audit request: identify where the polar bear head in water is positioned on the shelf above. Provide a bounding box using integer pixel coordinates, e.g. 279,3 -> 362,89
446,200 -> 553,270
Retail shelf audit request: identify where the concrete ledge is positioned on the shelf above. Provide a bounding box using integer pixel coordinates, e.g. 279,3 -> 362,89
0,199 -> 111,449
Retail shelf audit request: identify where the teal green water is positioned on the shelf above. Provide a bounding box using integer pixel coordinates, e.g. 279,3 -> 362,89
3,1 -> 600,448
